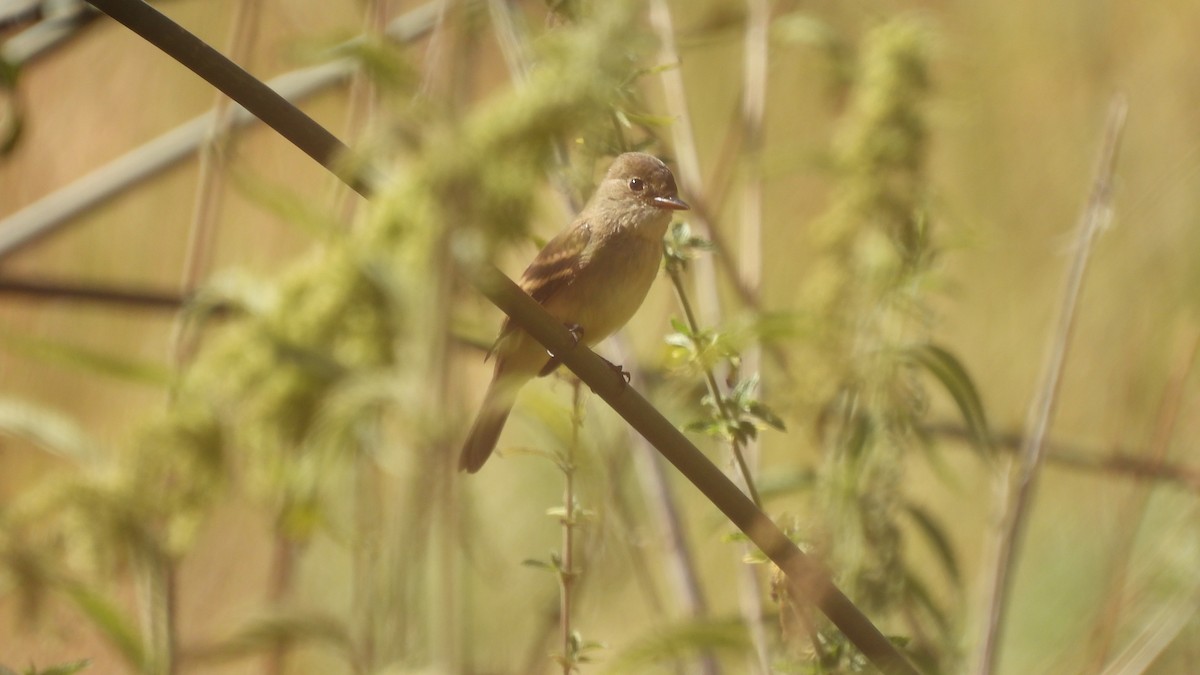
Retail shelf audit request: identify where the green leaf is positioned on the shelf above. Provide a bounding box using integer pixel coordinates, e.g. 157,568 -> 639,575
0,330 -> 171,387
329,37 -> 418,93
601,617 -> 750,674
615,109 -> 677,129
746,400 -> 787,431
903,502 -> 961,584
0,57 -> 21,156
181,612 -> 355,665
22,660 -> 90,675
905,343 -> 993,457
663,332 -> 692,349
771,12 -> 837,48
60,583 -> 145,669
756,467 -> 817,501
230,168 -> 343,239
0,399 -> 100,462
901,568 -> 951,635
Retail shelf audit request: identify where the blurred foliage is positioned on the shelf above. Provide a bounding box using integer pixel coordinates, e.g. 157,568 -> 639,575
1,0 -> 1199,674
787,17 -> 968,673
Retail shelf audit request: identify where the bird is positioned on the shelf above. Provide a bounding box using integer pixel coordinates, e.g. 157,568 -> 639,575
459,152 -> 689,473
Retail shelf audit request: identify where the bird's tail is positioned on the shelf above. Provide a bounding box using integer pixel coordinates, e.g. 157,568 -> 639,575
458,377 -> 518,473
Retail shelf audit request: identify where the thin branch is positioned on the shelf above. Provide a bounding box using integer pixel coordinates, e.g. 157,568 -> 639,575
1098,591 -> 1199,675
648,0 -> 756,321
465,261 -> 917,675
665,262 -> 762,507
973,95 -> 1128,675
927,422 -> 1200,494
560,379 -> 583,674
85,0 -> 358,184
171,0 -> 263,369
0,276 -> 186,309
0,1 -> 442,261
613,337 -> 721,675
2,1 -> 100,65
1083,329 -> 1199,672
737,2 -> 771,671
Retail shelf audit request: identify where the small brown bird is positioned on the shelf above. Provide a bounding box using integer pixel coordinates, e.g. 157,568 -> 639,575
459,152 -> 689,473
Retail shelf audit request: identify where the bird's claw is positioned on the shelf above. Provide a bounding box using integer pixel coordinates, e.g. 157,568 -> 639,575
601,356 -> 631,389
539,324 -> 585,378
564,323 -> 584,346
544,324 -> 629,389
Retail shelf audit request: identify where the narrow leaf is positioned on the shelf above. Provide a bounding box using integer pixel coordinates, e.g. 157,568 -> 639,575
0,330 -> 171,387
0,399 -> 99,461
61,583 -> 145,669
601,617 -> 750,674
903,502 -> 961,584
23,660 -> 90,675
183,612 -> 354,665
906,343 -> 993,456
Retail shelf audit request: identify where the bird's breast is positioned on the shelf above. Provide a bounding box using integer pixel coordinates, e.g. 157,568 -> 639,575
541,229 -> 665,344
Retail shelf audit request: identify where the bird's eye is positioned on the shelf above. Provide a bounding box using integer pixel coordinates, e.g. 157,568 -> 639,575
628,178 -> 645,192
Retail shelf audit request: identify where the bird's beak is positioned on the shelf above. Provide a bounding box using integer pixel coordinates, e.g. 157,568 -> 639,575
653,195 -> 690,211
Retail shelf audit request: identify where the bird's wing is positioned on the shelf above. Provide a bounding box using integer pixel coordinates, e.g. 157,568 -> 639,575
487,221 -> 592,358
520,221 -> 592,303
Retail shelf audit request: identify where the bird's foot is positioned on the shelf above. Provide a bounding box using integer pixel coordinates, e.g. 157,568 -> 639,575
538,324 -> 586,378
599,356 -> 631,388
564,323 -> 584,346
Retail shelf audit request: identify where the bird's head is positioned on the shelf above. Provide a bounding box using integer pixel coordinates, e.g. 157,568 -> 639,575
593,152 -> 690,222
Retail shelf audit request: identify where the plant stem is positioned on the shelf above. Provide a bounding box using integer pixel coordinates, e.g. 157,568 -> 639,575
266,531 -> 297,675
1081,328 -> 1199,672
665,263 -> 763,508
134,549 -> 176,675
469,261 -> 918,675
0,1 -> 441,261
737,4 -> 771,669
927,420 -> 1200,493
561,379 -> 584,673
973,95 -> 1127,675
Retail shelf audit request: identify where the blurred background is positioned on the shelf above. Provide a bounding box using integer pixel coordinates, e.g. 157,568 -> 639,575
1,0 -> 1198,673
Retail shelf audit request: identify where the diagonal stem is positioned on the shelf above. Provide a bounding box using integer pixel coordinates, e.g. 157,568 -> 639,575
973,95 -> 1128,675
665,262 -> 762,508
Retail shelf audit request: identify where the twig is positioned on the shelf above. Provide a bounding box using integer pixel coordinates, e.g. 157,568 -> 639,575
2,2 -> 100,65
265,535 -> 298,675
736,2 -> 771,671
1098,590 -> 1199,675
0,276 -> 185,309
467,262 -> 917,675
0,1 -> 442,261
560,379 -> 583,674
134,549 -> 176,675
171,0 -> 263,368
1082,328 -> 1199,672
665,261 -> 762,508
927,422 -> 1200,494
973,95 -> 1128,675
648,0 -> 756,322
613,337 -> 722,675
485,0 -> 580,215
84,0 -> 359,186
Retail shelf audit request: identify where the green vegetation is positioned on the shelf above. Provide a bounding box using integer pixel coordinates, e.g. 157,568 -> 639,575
1,1 -> 1198,674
